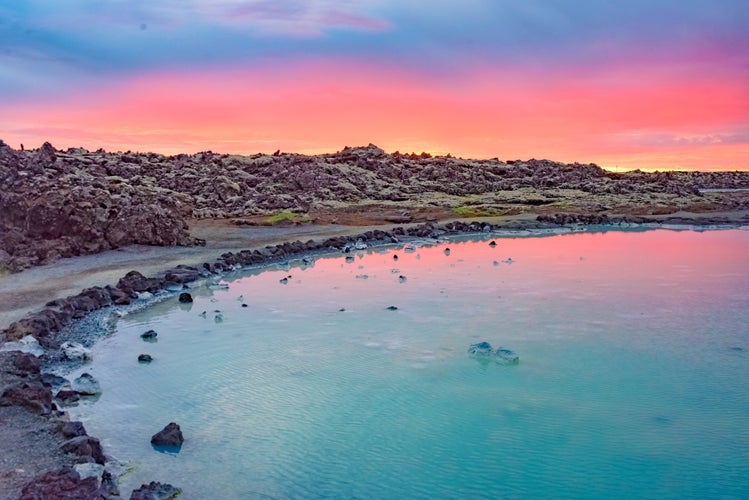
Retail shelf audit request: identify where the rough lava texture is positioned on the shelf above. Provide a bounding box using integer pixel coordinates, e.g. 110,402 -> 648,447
0,141 -> 199,272
2,140 -> 748,272
18,467 -> 102,500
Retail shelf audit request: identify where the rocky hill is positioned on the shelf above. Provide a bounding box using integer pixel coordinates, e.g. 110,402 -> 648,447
1,140 -> 748,272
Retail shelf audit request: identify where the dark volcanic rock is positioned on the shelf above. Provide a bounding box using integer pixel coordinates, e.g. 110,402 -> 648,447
60,435 -> 106,464
0,380 -> 53,415
140,329 -> 157,340
19,467 -> 102,500
57,420 -> 88,439
118,271 -> 162,294
99,470 -> 120,498
55,389 -> 81,405
11,352 -> 41,376
150,422 -> 184,449
130,481 -> 182,500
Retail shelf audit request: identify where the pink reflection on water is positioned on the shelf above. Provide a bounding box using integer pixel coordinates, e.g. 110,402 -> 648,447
222,229 -> 749,316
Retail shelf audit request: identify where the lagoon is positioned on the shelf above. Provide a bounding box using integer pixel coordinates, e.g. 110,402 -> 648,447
67,228 -> 749,498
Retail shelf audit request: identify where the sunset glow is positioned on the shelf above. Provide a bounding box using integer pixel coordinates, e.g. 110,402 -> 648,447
1,1 -> 748,170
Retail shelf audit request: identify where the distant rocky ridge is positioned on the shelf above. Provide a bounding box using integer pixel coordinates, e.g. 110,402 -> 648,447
2,140 -> 748,272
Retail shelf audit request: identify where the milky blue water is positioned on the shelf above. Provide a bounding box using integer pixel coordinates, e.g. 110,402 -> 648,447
68,228 -> 749,499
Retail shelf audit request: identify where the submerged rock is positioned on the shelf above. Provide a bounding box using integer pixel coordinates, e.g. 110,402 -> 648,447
151,422 -> 184,450
72,373 -> 101,395
494,348 -> 520,365
138,354 -> 153,363
468,341 -> 493,355
130,481 -> 182,500
386,305 -> 398,311
468,342 -> 519,365
177,292 -> 193,303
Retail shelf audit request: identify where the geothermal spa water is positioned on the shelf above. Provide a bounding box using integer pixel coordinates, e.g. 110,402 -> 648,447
68,228 -> 749,498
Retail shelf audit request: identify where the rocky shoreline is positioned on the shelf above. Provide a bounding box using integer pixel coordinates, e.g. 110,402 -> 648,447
2,140 -> 748,273
2,139 -> 749,497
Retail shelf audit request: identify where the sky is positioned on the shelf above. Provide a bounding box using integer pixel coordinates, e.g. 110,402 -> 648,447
1,0 -> 748,171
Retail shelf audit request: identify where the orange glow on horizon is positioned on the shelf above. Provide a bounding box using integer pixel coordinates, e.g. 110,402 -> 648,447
1,61 -> 747,171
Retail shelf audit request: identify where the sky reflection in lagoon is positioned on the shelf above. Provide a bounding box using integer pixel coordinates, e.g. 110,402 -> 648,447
68,229 -> 749,499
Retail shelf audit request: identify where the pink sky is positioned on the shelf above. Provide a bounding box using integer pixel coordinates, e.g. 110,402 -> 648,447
4,61 -> 747,171
2,2 -> 748,171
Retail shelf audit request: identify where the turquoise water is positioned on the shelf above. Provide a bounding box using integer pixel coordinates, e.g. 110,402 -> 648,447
68,229 -> 749,499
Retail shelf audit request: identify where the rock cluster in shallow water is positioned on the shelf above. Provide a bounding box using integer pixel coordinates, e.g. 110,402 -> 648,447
468,341 -> 520,365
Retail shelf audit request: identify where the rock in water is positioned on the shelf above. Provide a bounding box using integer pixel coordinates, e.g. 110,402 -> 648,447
468,342 -> 493,356
386,305 -> 398,311
178,292 -> 193,303
130,481 -> 182,500
141,329 -> 157,340
468,342 -> 519,365
494,348 -> 520,365
99,469 -> 120,498
138,354 -> 153,363
151,422 -> 184,450
72,373 -> 101,395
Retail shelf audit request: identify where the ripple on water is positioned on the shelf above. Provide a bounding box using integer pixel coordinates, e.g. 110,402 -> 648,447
66,230 -> 749,499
